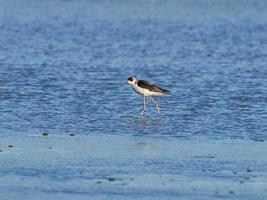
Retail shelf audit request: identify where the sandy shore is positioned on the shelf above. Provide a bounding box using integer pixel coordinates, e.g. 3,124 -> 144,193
0,134 -> 266,200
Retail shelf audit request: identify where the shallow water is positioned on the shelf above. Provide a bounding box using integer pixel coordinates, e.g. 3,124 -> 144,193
0,0 -> 267,199
0,0 -> 267,140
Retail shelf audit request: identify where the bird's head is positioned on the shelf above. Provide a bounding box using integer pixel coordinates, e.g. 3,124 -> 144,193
127,76 -> 137,85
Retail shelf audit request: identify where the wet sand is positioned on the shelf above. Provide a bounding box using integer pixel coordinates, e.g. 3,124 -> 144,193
0,134 -> 266,200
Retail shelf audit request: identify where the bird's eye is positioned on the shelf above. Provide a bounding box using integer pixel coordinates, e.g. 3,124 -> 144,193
128,77 -> 133,81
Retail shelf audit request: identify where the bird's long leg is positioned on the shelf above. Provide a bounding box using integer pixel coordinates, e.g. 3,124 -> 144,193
140,95 -> 146,117
149,96 -> 160,114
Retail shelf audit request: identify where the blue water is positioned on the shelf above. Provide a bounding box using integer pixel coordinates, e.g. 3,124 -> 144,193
1,1 -> 267,200
0,0 -> 267,140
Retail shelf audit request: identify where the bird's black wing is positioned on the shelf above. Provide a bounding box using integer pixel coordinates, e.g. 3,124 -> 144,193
137,80 -> 169,93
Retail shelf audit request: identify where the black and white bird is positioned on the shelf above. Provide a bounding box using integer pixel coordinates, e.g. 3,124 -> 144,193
127,76 -> 169,117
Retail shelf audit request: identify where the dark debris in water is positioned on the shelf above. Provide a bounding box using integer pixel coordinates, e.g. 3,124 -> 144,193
42,132 -> 49,136
229,191 -> 235,194
69,133 -> 75,136
253,139 -> 264,142
246,168 -> 252,173
107,177 -> 116,182
8,145 -> 13,148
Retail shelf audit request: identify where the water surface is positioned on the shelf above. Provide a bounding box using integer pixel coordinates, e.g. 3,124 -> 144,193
0,0 -> 266,140
0,0 -> 267,199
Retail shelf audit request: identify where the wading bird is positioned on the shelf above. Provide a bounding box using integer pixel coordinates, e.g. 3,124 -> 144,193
127,76 -> 169,117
